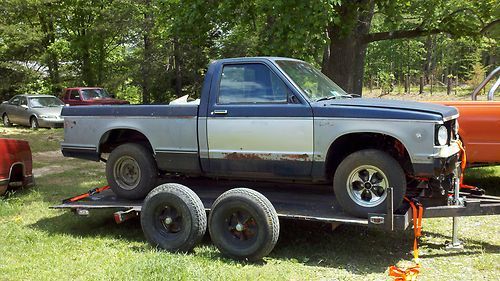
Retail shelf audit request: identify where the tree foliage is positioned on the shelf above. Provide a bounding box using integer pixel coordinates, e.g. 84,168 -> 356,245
0,0 -> 498,101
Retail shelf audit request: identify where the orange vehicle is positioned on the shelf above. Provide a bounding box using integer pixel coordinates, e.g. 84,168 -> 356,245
431,67 -> 500,166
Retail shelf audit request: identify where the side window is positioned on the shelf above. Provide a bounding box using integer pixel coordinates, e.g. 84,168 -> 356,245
218,64 -> 289,104
69,90 -> 80,100
9,96 -> 20,105
19,97 -> 27,106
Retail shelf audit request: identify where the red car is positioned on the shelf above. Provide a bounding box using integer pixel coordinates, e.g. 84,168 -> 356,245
0,138 -> 34,195
61,87 -> 129,106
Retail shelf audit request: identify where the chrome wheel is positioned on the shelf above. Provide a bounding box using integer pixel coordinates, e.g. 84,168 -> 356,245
113,155 -> 141,190
346,165 -> 388,207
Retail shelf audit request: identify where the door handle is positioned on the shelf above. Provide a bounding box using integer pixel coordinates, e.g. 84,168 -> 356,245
212,109 -> 228,115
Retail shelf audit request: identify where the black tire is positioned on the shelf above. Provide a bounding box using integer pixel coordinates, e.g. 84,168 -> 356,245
0,184 -> 7,196
106,143 -> 158,199
141,183 -> 207,252
333,149 -> 406,218
30,116 -> 39,130
208,188 -> 280,261
3,114 -> 12,127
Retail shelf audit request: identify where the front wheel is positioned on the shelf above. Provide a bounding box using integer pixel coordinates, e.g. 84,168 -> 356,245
333,149 -> 406,218
106,143 -> 158,199
30,117 -> 39,130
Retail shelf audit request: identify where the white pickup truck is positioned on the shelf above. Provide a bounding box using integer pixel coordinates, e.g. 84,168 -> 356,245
61,57 -> 461,218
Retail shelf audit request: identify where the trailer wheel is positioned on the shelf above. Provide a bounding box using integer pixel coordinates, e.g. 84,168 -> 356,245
106,143 -> 158,199
141,183 -> 207,252
208,188 -> 279,261
333,149 -> 406,218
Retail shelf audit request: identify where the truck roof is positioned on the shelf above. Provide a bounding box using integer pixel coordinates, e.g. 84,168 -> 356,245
213,57 -> 303,64
64,87 -> 104,90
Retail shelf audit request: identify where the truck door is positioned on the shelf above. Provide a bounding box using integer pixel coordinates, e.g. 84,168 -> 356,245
206,62 -> 314,180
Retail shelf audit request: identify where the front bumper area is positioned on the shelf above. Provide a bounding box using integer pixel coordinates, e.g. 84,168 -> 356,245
38,118 -> 64,128
414,142 -> 461,177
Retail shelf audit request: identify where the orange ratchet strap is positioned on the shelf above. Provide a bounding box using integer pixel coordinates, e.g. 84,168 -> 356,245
456,141 -> 477,190
388,197 -> 423,281
62,185 -> 110,203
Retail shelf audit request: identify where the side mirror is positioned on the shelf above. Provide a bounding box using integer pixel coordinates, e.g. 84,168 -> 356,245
109,93 -> 116,98
21,104 -> 29,109
1,101 -> 7,104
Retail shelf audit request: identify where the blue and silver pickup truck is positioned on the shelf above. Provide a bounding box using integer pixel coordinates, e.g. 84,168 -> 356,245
61,57 -> 460,218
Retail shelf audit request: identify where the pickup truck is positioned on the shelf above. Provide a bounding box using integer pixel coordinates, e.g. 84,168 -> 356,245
61,57 -> 461,218
431,67 -> 500,166
0,138 -> 34,195
61,87 -> 129,106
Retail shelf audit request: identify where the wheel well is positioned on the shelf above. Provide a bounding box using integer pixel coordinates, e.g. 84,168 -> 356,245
9,163 -> 24,182
325,133 -> 413,180
99,129 -> 153,153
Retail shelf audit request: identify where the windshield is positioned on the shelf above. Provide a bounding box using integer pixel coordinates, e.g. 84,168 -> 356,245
81,88 -> 110,100
29,97 -> 64,108
275,60 -> 349,101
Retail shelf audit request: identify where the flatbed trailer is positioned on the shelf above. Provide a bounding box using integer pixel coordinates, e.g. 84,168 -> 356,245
51,178 -> 500,260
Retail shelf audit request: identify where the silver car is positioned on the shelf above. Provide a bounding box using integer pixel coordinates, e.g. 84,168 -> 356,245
1,94 -> 64,129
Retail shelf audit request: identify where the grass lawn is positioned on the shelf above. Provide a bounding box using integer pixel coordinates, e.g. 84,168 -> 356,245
1,126 -> 499,280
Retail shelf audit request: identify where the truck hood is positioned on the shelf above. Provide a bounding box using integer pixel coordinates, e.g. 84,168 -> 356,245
313,98 -> 458,121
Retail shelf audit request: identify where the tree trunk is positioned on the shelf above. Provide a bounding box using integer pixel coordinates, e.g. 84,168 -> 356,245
39,7 -> 60,92
322,1 -> 374,96
173,37 -> 182,97
81,28 -> 94,86
142,0 -> 153,104
423,35 -> 434,83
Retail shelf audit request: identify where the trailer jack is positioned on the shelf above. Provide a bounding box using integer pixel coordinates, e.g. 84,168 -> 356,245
446,178 -> 464,250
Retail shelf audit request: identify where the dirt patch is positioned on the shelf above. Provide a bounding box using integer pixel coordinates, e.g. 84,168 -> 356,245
32,150 -> 73,177
32,150 -> 64,162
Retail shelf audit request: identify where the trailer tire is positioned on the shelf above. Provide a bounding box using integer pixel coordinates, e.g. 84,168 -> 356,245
208,188 -> 279,261
106,143 -> 158,199
333,149 -> 406,218
141,183 -> 207,252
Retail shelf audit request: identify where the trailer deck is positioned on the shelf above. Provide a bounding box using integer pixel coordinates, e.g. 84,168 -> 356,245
51,179 -> 500,231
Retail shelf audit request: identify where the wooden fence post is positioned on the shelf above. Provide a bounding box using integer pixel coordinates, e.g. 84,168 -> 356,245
447,75 -> 452,95
430,74 -> 434,95
404,74 -> 409,94
419,76 -> 424,94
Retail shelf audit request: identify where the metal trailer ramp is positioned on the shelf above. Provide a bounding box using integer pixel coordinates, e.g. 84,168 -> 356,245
51,179 -> 500,235
51,181 -> 413,231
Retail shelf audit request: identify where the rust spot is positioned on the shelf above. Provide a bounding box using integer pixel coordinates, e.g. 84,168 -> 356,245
280,153 -> 310,161
223,152 -> 269,160
223,152 -> 310,161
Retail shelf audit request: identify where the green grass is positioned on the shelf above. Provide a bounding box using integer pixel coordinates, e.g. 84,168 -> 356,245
1,126 -> 63,153
1,129 -> 499,280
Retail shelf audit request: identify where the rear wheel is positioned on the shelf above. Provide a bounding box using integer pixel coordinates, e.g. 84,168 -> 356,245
208,188 -> 280,261
3,114 -> 12,127
106,143 -> 158,199
141,183 -> 207,252
333,149 -> 406,218
30,117 -> 39,130
0,185 -> 7,196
